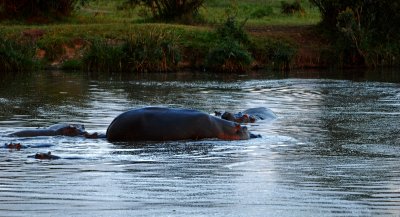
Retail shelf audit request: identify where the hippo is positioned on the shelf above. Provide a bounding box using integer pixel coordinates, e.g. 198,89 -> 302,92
4,142 -> 24,150
106,107 -> 257,142
32,152 -> 60,160
216,107 -> 277,123
8,123 -> 103,138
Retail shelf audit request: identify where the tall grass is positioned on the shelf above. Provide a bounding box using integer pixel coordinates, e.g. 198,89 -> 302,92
0,37 -> 38,72
251,37 -> 298,71
82,38 -> 124,72
82,28 -> 181,73
122,29 -> 181,72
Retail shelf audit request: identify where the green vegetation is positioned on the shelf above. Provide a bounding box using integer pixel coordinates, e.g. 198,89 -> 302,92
0,0 -> 83,22
251,38 -> 298,71
124,0 -> 205,23
205,17 -> 252,73
1,0 -> 397,73
280,1 -> 304,15
310,0 -> 400,67
202,0 -> 320,26
0,36 -> 39,72
82,38 -> 124,72
0,0 -> 313,73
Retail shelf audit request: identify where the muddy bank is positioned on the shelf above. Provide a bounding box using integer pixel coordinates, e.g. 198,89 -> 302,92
2,24 -> 344,72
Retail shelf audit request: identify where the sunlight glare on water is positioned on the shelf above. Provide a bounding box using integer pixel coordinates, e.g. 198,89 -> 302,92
0,70 -> 400,217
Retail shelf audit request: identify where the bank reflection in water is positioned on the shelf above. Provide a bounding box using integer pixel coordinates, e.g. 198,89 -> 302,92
0,70 -> 399,217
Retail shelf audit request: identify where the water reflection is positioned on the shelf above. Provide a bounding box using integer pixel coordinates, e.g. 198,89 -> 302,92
0,70 -> 400,217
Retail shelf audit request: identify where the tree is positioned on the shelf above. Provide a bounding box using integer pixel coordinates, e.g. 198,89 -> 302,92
310,0 -> 400,66
0,0 -> 83,21
127,0 -> 204,22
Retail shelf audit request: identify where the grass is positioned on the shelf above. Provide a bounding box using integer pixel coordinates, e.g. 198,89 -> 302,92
0,0 -> 323,72
202,0 -> 320,26
62,0 -> 320,26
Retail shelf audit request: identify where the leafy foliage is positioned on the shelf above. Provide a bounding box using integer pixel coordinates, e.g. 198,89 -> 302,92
251,38 -> 298,71
0,0 -> 83,22
124,0 -> 204,22
205,16 -> 252,73
205,40 -> 252,73
0,37 -> 38,72
82,39 -> 124,73
122,29 -> 181,72
82,29 -> 181,73
310,0 -> 400,66
281,1 -> 304,15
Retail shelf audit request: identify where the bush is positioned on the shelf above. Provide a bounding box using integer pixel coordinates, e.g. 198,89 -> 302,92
82,39 -> 124,72
216,16 -> 249,45
205,40 -> 252,73
82,29 -> 181,73
0,0 -> 82,22
122,29 -> 181,72
251,38 -> 298,71
0,37 -> 38,72
310,0 -> 400,67
281,1 -> 304,15
124,0 -> 204,22
206,17 -> 252,73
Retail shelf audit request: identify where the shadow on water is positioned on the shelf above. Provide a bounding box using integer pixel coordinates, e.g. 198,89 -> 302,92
0,69 -> 400,217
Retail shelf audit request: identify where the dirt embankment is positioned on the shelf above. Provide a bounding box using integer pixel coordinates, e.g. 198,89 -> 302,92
22,25 -> 329,70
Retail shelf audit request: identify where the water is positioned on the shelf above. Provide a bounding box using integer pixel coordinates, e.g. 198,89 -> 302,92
0,70 -> 400,217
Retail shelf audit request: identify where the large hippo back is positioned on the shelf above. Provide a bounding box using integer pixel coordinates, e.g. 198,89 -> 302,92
106,107 -> 250,142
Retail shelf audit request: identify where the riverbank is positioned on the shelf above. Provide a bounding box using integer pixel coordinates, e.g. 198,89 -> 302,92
1,22 -> 332,72
0,0 -> 371,73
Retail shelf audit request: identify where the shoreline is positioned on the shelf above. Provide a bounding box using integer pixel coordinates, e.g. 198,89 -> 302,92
0,23 -> 394,73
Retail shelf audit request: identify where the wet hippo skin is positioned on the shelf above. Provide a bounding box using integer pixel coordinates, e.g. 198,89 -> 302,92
9,123 -> 86,137
106,107 -> 253,142
217,107 -> 277,123
9,123 -> 103,138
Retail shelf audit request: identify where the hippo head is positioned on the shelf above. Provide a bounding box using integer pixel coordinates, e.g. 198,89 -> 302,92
55,124 -> 86,136
221,112 -> 235,122
236,124 -> 251,140
219,123 -> 250,140
221,112 -> 256,123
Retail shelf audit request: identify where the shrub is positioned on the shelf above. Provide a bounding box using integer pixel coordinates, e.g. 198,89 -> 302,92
205,40 -> 252,73
0,37 -> 38,72
0,0 -> 82,22
122,29 -> 181,72
263,39 -> 298,70
310,0 -> 400,67
124,0 -> 204,22
82,29 -> 181,73
205,16 -> 252,73
82,39 -> 124,73
216,16 -> 249,45
281,1 -> 304,15
251,38 -> 297,71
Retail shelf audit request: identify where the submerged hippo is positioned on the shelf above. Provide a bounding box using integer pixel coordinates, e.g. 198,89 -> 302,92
216,107 -> 277,123
8,123 -> 101,138
106,107 -> 258,142
32,152 -> 60,160
4,142 -> 24,150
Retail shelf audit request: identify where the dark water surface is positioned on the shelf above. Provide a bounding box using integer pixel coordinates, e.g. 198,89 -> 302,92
0,70 -> 399,217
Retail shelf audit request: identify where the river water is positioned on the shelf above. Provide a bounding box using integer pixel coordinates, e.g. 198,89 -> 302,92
0,70 -> 399,217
